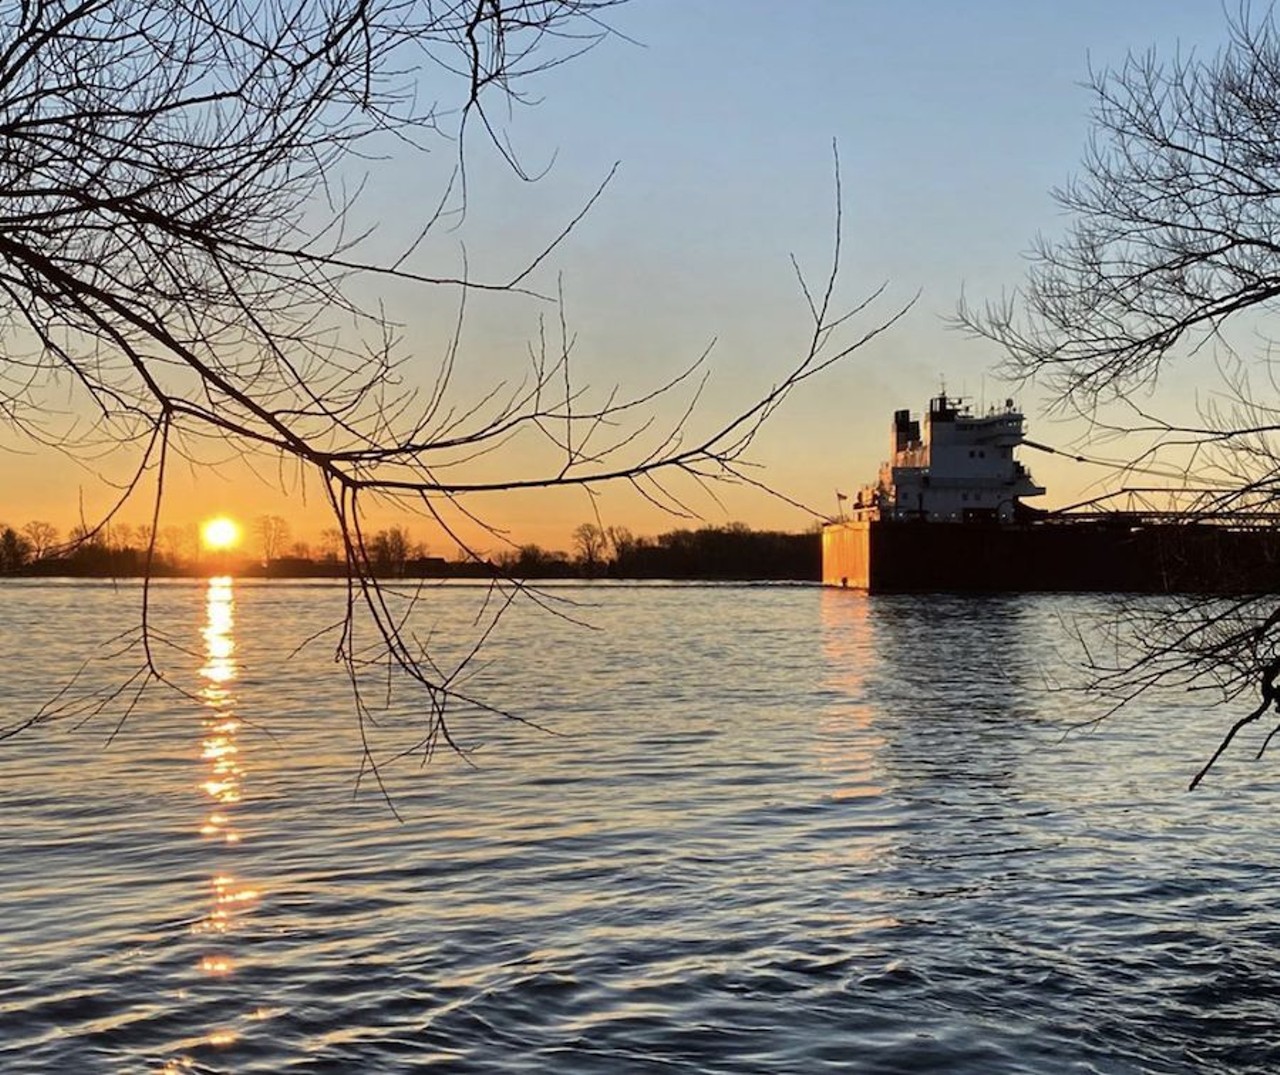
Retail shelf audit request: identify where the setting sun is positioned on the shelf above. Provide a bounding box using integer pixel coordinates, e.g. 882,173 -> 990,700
201,516 -> 242,551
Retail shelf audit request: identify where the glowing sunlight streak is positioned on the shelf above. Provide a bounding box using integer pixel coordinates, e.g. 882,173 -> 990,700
187,575 -> 261,1058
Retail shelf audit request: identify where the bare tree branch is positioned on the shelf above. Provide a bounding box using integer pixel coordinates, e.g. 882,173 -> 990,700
0,3 -> 900,788
959,6 -> 1280,785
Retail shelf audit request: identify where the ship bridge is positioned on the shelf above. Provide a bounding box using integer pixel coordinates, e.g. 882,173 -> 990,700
872,394 -> 1044,524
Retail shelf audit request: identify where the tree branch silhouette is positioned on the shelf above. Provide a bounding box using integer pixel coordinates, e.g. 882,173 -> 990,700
0,3 -> 903,790
958,7 -> 1280,786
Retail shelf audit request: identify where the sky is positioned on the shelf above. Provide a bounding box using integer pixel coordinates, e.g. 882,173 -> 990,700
0,1 -> 1248,554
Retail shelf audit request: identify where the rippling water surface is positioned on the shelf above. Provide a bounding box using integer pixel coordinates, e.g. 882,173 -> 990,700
3,579 -> 1279,1073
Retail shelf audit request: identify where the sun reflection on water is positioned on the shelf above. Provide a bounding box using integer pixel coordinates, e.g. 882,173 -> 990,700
190,576 -> 260,1048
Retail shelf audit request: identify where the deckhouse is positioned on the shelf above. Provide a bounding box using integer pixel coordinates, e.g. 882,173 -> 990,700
853,394 -> 1044,523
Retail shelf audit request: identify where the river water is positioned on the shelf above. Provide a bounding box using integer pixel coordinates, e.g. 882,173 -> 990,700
2,579 -> 1278,1073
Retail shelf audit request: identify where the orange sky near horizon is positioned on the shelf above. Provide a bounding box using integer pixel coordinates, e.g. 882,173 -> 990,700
0,393 -> 1104,558
0,449 -> 836,555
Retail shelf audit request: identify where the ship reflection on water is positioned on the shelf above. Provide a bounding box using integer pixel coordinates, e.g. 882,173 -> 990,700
816,590 -> 886,811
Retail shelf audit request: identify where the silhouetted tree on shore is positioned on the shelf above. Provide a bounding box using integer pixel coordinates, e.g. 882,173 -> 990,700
0,526 -> 31,570
256,516 -> 291,565
21,522 -> 58,560
571,523 -> 608,575
370,526 -> 414,576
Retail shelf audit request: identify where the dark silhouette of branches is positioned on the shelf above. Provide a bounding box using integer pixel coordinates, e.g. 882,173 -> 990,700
961,11 -> 1280,408
959,7 -> 1280,785
0,3 -> 905,788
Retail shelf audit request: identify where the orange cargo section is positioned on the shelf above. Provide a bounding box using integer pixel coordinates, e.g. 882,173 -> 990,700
821,520 -> 872,589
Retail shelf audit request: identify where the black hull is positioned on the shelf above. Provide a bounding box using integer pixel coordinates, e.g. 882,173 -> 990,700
822,519 -> 1280,594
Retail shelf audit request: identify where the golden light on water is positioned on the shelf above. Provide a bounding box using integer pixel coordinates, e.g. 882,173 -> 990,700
188,575 -> 261,1059
817,590 -> 888,859
200,579 -> 236,687
197,579 -> 249,848
200,516 -> 242,552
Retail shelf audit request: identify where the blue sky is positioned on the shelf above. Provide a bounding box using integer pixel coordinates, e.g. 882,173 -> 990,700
400,0 -> 1237,542
1,1 -> 1247,549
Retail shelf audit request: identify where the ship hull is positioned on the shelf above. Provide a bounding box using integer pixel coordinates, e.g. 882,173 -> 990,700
822,519 -> 1280,594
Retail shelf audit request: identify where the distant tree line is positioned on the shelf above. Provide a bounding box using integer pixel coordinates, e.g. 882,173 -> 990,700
499,523 -> 820,581
0,517 -> 457,578
0,520 -> 153,575
1,517 -> 820,581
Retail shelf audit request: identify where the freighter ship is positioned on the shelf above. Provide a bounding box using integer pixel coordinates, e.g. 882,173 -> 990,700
822,395 -> 1280,593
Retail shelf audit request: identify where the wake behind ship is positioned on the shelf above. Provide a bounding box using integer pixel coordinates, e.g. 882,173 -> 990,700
822,395 -> 1280,593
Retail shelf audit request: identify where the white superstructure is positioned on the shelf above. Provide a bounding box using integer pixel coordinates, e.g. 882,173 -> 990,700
852,395 -> 1045,523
